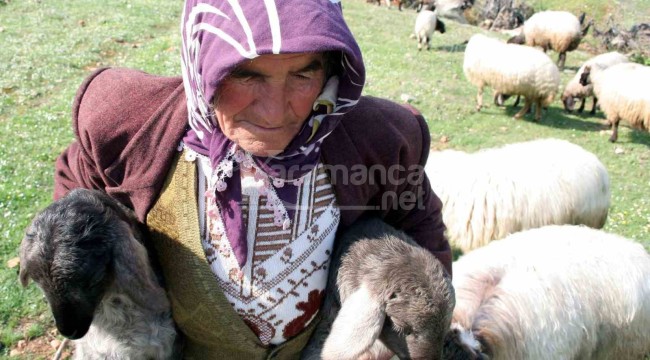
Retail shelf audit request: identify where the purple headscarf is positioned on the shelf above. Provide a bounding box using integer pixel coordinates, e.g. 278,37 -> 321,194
180,0 -> 365,267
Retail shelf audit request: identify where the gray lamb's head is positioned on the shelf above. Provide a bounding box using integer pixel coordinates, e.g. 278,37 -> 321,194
324,221 -> 455,360
377,244 -> 455,359
19,188 -> 138,339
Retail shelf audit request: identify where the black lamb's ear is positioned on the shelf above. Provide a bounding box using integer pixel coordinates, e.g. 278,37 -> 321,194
19,232 -> 34,287
19,265 -> 30,287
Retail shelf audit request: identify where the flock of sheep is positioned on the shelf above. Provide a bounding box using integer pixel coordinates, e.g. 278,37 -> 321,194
414,3 -> 650,142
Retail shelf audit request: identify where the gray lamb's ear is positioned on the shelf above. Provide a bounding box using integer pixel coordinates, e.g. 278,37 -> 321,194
322,285 -> 385,360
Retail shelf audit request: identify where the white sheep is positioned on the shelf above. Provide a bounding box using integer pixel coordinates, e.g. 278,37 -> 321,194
19,189 -> 180,359
463,33 -> 560,121
301,218 -> 454,360
508,11 -> 591,70
415,9 -> 446,51
561,51 -> 629,114
582,61 -> 650,142
443,225 -> 650,360
424,138 -> 610,253
431,0 -> 474,24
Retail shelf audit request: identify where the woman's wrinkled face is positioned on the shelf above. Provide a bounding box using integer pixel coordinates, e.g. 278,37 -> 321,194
214,53 -> 327,157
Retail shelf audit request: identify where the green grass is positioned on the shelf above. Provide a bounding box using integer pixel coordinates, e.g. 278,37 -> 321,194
0,0 -> 648,357
0,0 -> 181,356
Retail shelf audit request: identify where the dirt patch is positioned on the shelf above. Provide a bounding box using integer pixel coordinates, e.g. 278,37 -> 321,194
7,321 -> 73,359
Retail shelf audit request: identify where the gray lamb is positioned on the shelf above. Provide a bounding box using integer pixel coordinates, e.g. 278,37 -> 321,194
302,217 -> 455,360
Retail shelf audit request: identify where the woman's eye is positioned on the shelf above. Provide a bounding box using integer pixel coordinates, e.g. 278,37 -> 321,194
293,73 -> 312,81
235,75 -> 260,84
229,70 -> 262,83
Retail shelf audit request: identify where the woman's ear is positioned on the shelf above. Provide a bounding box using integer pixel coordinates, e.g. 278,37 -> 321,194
322,285 -> 385,360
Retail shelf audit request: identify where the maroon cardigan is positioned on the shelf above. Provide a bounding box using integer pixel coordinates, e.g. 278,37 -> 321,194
53,68 -> 452,274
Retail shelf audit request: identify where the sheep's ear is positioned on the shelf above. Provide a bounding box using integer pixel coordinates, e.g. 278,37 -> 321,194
19,266 -> 30,287
18,241 -> 31,287
322,285 -> 385,360
112,233 -> 170,312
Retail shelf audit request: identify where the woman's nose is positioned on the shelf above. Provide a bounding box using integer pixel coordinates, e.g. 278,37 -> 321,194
256,82 -> 290,127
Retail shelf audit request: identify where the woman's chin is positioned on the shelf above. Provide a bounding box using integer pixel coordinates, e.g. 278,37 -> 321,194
239,142 -> 287,157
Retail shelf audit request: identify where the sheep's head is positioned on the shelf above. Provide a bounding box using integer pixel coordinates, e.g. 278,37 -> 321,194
561,92 -> 576,112
19,189 -> 134,339
494,93 -> 514,107
579,66 -> 592,86
443,324 -> 490,360
323,232 -> 455,360
436,19 -> 447,34
507,34 -> 525,45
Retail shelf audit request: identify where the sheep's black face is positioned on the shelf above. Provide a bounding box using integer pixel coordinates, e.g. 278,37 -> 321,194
436,20 -> 446,34
579,68 -> 591,86
443,327 -> 489,360
495,94 -> 513,107
506,34 -> 525,45
19,189 -> 122,339
562,95 -> 575,112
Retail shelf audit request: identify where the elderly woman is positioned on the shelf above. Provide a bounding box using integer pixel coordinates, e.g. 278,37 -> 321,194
53,0 -> 451,358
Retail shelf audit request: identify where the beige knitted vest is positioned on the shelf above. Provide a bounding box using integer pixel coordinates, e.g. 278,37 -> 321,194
147,153 -> 318,359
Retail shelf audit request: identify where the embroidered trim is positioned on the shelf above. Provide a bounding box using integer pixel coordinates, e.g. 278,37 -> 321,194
180,142 -> 312,245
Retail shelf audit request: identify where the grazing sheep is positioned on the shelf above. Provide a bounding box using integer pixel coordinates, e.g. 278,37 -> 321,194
463,33 -> 560,121
415,10 -> 446,51
508,11 -> 591,70
301,218 -> 455,360
19,188 -> 180,360
367,0 -> 391,8
444,225 -> 650,360
431,0 -> 474,24
580,62 -> 650,142
367,0 -> 408,11
561,51 -> 629,114
424,138 -> 610,253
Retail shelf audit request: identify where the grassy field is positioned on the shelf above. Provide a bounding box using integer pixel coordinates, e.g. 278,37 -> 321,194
0,0 -> 648,358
